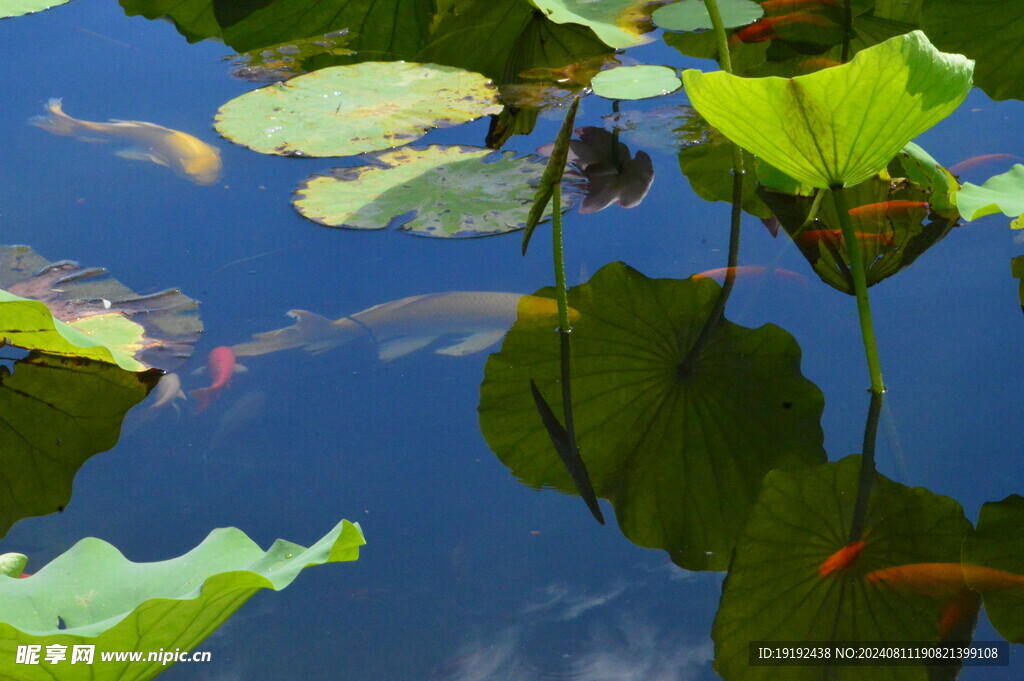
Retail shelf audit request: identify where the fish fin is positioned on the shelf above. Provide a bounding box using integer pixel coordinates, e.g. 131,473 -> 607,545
377,336 -> 435,361
176,388 -> 187,401
115,148 -> 166,165
191,366 -> 207,376
190,386 -> 219,414
435,329 -> 507,356
232,363 -> 248,374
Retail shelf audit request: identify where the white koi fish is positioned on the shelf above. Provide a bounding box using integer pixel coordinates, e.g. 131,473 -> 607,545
231,292 -> 575,361
30,98 -> 222,185
150,372 -> 186,410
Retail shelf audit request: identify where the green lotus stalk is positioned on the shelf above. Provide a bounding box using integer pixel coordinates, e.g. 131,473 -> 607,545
848,390 -> 883,542
703,0 -> 734,74
832,186 -> 885,394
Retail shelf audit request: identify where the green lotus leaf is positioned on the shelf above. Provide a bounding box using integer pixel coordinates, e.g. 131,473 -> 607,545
531,0 -> 658,49
962,496 -> 1024,643
714,455 -> 974,681
758,146 -> 959,293
0,0 -> 68,18
294,145 -> 566,237
652,0 -> 763,32
0,246 -> 201,372
922,0 -> 1024,102
956,164 -> 1024,226
0,352 -> 157,541
478,262 -> 826,571
215,62 -> 502,158
590,65 -> 682,100
0,520 -> 364,680
682,31 -> 973,189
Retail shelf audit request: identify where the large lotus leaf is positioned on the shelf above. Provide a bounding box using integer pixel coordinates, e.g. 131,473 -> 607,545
921,0 -> 1024,101
0,520 -> 364,680
682,31 -> 973,189
478,262 -> 826,571
956,164 -> 1024,227
0,0 -> 69,18
714,455 -> 974,681
0,246 -> 201,371
294,145 -> 565,237
962,496 -> 1024,643
215,62 -> 502,158
0,352 -> 157,540
531,0 -> 658,49
590,65 -> 681,100
758,145 -> 959,293
652,0 -> 763,32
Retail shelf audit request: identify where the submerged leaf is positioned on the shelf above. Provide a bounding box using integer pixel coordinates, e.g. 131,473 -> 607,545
963,496 -> 1024,643
215,62 -> 502,158
714,456 -> 974,681
0,520 -> 364,680
479,262 -> 825,571
682,31 -> 973,188
294,145 -> 566,238
0,352 -> 157,540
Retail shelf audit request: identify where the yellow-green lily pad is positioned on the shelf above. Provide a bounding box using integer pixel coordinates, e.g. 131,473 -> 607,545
591,65 -> 682,100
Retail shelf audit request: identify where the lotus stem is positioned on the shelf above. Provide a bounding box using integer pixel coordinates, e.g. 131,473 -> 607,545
703,0 -> 734,74
848,390 -> 883,543
841,0 -> 853,62
831,186 -> 885,395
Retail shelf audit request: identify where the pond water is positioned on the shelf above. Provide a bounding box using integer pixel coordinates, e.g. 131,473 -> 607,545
1,1 -> 1022,680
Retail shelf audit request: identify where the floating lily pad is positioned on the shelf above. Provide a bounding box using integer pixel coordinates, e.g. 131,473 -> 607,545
0,0 -> 69,18
652,0 -> 763,32
227,30 -> 355,82
0,352 -> 157,541
758,145 -> 960,293
0,520 -> 364,680
922,0 -> 1024,102
962,496 -> 1024,643
478,262 -> 826,571
532,0 -> 659,49
590,65 -> 681,100
714,456 -> 973,681
215,62 -> 502,158
0,246 -> 201,371
294,145 -> 565,237
956,164 -> 1024,227
682,31 -> 973,188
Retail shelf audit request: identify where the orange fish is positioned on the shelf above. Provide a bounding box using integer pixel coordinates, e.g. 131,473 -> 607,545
798,57 -> 844,71
949,153 -> 1017,176
867,562 -> 1024,598
818,540 -> 866,577
798,230 -> 895,246
693,265 -> 807,284
847,200 -> 929,223
937,589 -> 980,640
729,13 -> 832,44
760,0 -> 838,14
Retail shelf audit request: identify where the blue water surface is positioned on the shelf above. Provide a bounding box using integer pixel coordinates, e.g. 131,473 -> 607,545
2,1 -> 1024,679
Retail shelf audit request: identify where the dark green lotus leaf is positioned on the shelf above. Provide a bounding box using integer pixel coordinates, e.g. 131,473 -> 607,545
652,0 -> 763,32
677,113 -> 774,219
478,262 -> 826,571
0,520 -> 364,680
227,30 -> 356,82
216,62 -> 501,158
294,145 -> 567,237
758,146 -> 959,294
0,0 -> 69,18
962,496 -> 1024,643
714,455 -> 973,681
0,246 -> 201,372
590,65 -> 681,100
531,0 -> 661,48
956,164 -> 1024,227
922,0 -> 1024,101
0,352 -> 158,541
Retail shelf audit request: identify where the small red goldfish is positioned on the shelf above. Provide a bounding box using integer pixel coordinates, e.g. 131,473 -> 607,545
693,265 -> 807,284
799,229 -> 896,246
729,13 -> 832,44
818,540 -> 866,577
948,153 -> 1017,176
191,346 -> 243,414
847,200 -> 929,223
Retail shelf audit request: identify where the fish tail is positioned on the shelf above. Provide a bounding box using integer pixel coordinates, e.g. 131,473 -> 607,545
28,98 -> 80,136
190,386 -> 218,414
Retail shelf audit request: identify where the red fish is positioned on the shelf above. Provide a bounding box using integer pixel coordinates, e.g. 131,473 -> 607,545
937,589 -> 980,640
190,346 -> 241,414
799,229 -> 896,246
693,265 -> 807,284
818,540 -> 866,577
948,153 -> 1017,176
847,200 -> 929,223
729,13 -> 832,44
